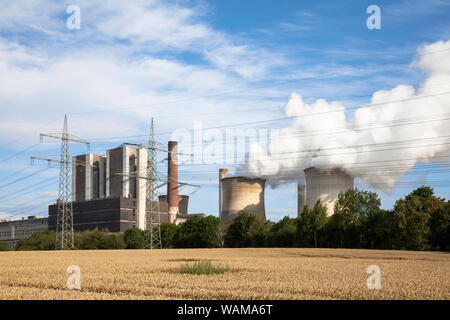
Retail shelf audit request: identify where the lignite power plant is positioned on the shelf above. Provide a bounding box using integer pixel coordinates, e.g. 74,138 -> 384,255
1,127 -> 354,248
1,160 -> 354,247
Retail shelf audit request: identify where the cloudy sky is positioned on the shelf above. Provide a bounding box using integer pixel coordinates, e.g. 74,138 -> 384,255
0,0 -> 449,221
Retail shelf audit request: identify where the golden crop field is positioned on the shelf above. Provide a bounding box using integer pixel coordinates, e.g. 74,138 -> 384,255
0,248 -> 448,300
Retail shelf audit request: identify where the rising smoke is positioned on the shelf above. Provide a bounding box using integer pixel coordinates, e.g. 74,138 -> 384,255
246,40 -> 450,190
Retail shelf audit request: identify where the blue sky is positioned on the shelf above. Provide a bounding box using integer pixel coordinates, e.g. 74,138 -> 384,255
0,0 -> 449,221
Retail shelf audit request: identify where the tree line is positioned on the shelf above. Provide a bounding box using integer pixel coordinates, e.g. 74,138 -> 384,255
225,186 -> 449,251
2,186 -> 448,251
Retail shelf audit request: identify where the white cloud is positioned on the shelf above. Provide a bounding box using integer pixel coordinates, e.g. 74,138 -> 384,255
246,40 -> 450,191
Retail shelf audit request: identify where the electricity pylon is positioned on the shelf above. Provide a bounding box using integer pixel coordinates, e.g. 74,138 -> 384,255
123,119 -> 165,248
32,115 -> 89,249
147,118 -> 162,249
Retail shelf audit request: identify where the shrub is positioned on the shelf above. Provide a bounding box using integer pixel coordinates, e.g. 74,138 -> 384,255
15,230 -> 56,251
178,260 -> 229,275
0,241 -> 11,251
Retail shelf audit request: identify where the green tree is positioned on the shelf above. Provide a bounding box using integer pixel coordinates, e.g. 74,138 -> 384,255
333,188 -> 381,248
394,186 -> 436,250
0,241 -> 11,251
268,216 -> 297,247
174,216 -> 222,248
297,200 -> 328,248
160,223 -> 180,248
124,228 -> 144,249
364,209 -> 399,249
224,212 -> 267,248
197,216 -> 222,248
428,202 -> 449,251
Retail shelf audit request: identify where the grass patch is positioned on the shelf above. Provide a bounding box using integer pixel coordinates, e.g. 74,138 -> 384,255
178,260 -> 229,275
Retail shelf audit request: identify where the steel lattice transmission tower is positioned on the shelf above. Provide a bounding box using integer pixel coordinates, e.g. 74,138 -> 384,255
56,116 -> 75,249
120,119 -> 198,249
146,117 -> 162,249
33,115 -> 89,249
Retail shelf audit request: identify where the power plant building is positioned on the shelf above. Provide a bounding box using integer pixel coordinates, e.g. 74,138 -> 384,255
1,139 -> 205,248
0,216 -> 48,248
300,167 -> 354,216
68,146 -> 149,230
48,197 -> 162,232
48,141 -> 202,234
219,171 -> 266,224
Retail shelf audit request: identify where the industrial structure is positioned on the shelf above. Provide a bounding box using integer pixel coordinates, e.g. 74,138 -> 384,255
50,141 -> 203,232
0,118 -> 359,250
299,167 -> 354,216
0,216 -> 48,248
69,145 -> 149,231
0,113 -> 208,249
31,115 -> 90,249
219,169 -> 266,224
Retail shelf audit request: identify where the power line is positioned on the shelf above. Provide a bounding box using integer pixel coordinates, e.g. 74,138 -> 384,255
149,113 -> 450,151
0,176 -> 58,202
0,167 -> 52,189
0,143 -> 41,164
83,91 -> 450,141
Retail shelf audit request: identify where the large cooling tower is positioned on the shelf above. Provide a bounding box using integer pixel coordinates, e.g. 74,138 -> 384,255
220,176 -> 266,224
304,167 -> 354,216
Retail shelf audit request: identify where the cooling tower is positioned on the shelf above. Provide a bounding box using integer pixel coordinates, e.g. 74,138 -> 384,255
219,168 -> 229,221
220,176 -> 266,224
297,184 -> 306,217
158,195 -> 189,215
304,167 -> 354,216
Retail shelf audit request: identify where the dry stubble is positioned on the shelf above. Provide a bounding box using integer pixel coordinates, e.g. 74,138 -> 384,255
0,248 -> 448,300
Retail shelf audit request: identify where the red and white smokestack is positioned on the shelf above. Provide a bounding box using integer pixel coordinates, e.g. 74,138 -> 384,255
167,141 -> 179,223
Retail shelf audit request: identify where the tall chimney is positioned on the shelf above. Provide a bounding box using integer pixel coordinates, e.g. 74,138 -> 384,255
219,168 -> 229,219
167,141 -> 179,223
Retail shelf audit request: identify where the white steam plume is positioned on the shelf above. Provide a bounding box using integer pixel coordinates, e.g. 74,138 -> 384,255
246,40 -> 450,190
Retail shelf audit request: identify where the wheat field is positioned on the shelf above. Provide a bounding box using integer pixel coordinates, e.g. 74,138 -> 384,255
0,248 -> 448,300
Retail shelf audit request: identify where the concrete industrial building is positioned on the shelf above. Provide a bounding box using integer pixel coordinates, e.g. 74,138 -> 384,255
48,141 -> 202,233
70,145 -> 149,230
47,197 -> 158,232
0,216 -> 48,248
219,169 -> 266,224
299,167 -> 354,216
